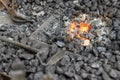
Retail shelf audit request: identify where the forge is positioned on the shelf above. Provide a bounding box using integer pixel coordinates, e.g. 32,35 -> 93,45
0,0 -> 120,80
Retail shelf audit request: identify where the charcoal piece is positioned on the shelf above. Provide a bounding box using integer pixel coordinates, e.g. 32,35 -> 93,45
81,72 -> 88,79
91,63 -> 100,69
90,69 -> 97,74
88,74 -> 97,80
116,10 -> 120,18
63,16 -> 69,21
27,67 -> 36,73
19,52 -> 34,60
110,42 -> 120,50
85,46 -> 93,52
56,41 -> 65,48
0,25 -> 9,31
92,48 -> 99,57
35,0 -> 41,5
102,71 -> 112,80
96,67 -> 104,75
106,8 -> 117,18
76,55 -> 83,61
29,59 -> 39,67
103,64 -> 111,73
60,55 -> 70,66
54,4 -> 59,9
58,75 -> 66,80
115,70 -> 120,79
0,47 -> 6,53
43,31 -> 52,38
2,63 -> 10,72
56,66 -> 63,74
47,0 -> 53,2
110,56 -> 116,63
114,50 -> 120,55
74,4 -> 84,10
104,52 -> 112,59
34,72 -> 43,80
85,1 -> 92,7
45,65 -> 56,73
64,71 -> 74,78
110,31 -> 116,40
91,1 -> 97,11
117,31 -> 120,40
109,69 -> 117,78
84,66 -> 92,72
116,61 -> 120,70
59,2 -> 65,8
83,56 -> 89,62
28,73 -> 34,80
33,11 -> 45,17
97,47 -> 106,52
74,74 -> 82,80
74,62 -> 81,73
113,20 -> 120,30
66,43 -> 74,51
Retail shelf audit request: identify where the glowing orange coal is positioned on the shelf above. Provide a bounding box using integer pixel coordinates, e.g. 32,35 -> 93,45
69,21 -> 77,32
68,21 -> 91,46
79,22 -> 91,34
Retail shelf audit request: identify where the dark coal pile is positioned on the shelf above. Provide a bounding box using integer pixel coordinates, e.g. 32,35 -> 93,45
0,0 -> 120,80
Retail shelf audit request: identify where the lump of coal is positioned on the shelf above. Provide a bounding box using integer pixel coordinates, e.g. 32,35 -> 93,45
117,31 -> 120,40
109,69 -> 117,78
56,41 -> 65,48
34,72 -> 43,80
91,63 -> 100,69
19,53 -> 34,60
97,47 -> 106,52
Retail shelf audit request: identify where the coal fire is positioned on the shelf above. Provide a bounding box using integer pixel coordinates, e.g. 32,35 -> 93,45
65,14 -> 107,47
66,17 -> 91,46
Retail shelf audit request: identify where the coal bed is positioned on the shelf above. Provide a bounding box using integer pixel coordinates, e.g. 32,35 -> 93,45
0,0 -> 120,80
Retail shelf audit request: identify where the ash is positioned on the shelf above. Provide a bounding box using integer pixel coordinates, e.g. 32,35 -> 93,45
0,0 -> 120,80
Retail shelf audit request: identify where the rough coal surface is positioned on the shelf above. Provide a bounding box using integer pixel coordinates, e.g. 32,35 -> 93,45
0,0 -> 120,80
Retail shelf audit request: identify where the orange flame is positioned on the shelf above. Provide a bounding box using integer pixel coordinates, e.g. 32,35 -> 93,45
79,22 -> 91,34
68,21 -> 91,46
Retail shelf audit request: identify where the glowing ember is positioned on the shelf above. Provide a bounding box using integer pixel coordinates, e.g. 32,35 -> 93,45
79,22 -> 91,34
69,21 -> 76,32
67,20 -> 91,46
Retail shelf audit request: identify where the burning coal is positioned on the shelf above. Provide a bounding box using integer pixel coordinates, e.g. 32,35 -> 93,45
66,18 -> 91,46
65,14 -> 107,47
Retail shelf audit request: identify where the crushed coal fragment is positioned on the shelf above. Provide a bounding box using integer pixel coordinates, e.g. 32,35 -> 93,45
56,41 -> 65,47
